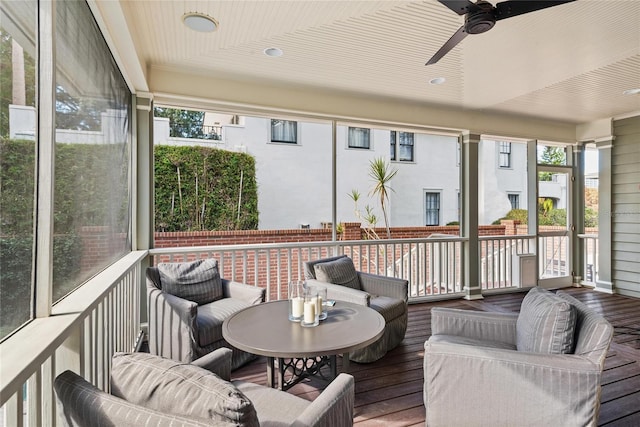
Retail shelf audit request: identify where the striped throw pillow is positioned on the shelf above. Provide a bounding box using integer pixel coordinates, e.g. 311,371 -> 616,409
158,258 -> 222,305
313,256 -> 361,290
111,352 -> 258,426
516,287 -> 577,354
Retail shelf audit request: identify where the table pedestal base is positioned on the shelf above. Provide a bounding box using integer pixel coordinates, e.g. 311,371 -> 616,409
266,354 -> 349,390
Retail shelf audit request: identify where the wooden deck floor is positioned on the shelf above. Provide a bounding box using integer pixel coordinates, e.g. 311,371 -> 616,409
231,287 -> 640,426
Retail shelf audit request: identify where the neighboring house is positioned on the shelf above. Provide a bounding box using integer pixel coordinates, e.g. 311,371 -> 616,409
9,104 -> 128,144
7,105 -> 545,230
154,113 -> 535,230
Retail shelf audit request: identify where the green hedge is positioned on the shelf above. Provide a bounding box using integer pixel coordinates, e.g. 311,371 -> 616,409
1,137 -> 128,338
0,234 -> 81,338
154,145 -> 258,231
496,207 -> 598,228
0,138 -> 129,233
1,139 -> 257,338
1,139 -> 258,234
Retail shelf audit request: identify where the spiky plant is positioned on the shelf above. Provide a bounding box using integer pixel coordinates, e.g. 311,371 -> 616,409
368,157 -> 397,238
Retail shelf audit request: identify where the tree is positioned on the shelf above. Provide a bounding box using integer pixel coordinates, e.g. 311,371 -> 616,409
55,85 -> 104,131
368,157 -> 398,238
154,107 -> 205,138
539,146 -> 565,181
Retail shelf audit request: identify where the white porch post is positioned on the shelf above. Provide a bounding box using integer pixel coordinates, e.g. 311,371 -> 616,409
331,120 -> 338,245
526,140 -> 539,286
134,93 -> 154,325
572,144 -> 585,284
134,93 -> 154,252
595,136 -> 615,293
461,132 -> 482,300
34,0 -> 56,319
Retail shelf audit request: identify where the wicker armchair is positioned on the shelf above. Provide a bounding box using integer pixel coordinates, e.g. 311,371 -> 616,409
146,259 -> 265,370
55,349 -> 355,427
424,287 -> 613,427
304,255 -> 408,363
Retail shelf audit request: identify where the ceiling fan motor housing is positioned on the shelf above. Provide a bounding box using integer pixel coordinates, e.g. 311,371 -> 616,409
465,0 -> 496,34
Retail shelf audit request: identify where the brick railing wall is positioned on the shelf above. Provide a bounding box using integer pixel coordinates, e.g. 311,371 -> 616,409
154,222 -> 506,248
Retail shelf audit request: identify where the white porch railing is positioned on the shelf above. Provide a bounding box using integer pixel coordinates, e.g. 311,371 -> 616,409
1,234 -> 538,425
479,235 -> 535,290
0,251 -> 146,427
578,234 -> 599,285
150,236 -> 536,301
150,238 -> 471,301
538,231 -> 570,278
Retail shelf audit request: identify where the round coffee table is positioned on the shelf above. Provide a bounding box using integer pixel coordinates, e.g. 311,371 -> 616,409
222,299 -> 384,389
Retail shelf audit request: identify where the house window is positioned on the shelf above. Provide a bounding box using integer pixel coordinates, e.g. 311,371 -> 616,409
508,193 -> 520,209
390,131 -> 414,161
498,141 -> 511,168
271,119 -> 297,143
348,127 -> 370,149
425,192 -> 440,226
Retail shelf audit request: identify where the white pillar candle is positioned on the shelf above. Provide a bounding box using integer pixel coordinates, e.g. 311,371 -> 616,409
292,297 -> 304,317
304,300 -> 316,324
315,295 -> 323,316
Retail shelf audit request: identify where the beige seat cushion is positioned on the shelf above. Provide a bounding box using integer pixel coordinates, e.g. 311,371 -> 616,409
370,295 -> 406,322
196,298 -> 252,347
233,380 -> 310,426
429,334 -> 517,351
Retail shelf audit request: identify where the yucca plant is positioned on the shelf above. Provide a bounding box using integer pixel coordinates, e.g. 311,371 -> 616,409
368,157 -> 398,238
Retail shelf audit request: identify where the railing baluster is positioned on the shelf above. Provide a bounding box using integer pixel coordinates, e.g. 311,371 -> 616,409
27,369 -> 42,427
266,249 -> 271,301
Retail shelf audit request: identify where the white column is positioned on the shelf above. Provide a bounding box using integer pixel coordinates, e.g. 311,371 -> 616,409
572,144 -> 585,285
461,132 -> 482,300
134,93 -> 154,325
34,0 -> 56,318
595,136 -> 615,293
134,93 -> 154,251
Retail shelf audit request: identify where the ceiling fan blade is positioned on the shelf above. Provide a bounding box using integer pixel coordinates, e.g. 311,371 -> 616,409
426,26 -> 468,65
494,0 -> 576,21
437,0 -> 477,15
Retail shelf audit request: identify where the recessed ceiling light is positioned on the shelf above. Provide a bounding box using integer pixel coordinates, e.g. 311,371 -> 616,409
264,47 -> 284,58
429,77 -> 446,85
182,12 -> 219,32
622,88 -> 640,95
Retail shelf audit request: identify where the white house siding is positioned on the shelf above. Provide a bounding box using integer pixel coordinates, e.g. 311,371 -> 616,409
612,116 -> 640,298
334,127 -> 461,228
222,118 -> 513,230
12,101 -> 525,231
152,114 -> 526,230
224,117 -> 333,230
479,140 -> 526,224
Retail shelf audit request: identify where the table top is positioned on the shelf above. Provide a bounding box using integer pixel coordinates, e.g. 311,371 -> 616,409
222,300 -> 385,359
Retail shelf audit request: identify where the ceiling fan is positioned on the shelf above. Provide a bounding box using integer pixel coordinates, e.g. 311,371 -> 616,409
426,0 -> 576,65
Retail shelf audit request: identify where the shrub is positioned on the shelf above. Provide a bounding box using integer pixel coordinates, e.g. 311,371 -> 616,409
585,207 -> 598,228
539,208 -> 566,226
154,145 -> 258,231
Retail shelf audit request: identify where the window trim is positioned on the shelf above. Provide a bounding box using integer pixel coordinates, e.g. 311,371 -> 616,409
270,119 -> 298,144
347,126 -> 371,150
390,131 -> 415,162
508,193 -> 520,210
424,190 -> 441,226
498,141 -> 512,169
